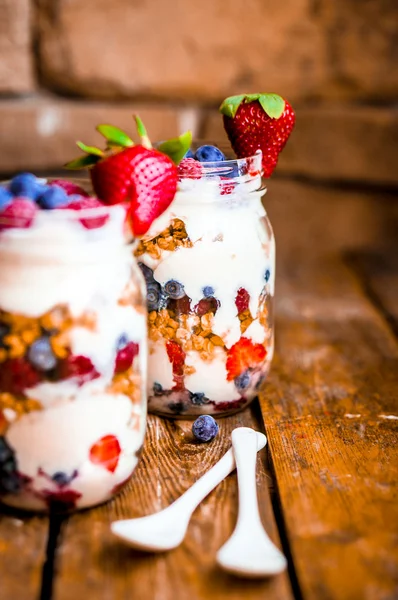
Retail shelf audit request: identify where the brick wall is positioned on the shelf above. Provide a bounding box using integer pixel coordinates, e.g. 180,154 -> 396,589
0,0 -> 397,185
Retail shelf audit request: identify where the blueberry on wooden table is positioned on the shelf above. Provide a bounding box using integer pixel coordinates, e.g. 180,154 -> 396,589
192,415 -> 219,442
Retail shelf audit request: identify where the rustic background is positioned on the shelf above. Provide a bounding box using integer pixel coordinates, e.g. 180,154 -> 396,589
0,0 -> 397,185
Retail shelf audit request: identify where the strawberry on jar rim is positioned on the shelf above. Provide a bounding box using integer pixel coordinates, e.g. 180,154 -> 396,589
220,93 -> 295,178
65,120 -> 192,236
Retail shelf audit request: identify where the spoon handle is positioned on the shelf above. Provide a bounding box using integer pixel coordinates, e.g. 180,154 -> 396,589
170,428 -> 266,519
232,428 -> 265,531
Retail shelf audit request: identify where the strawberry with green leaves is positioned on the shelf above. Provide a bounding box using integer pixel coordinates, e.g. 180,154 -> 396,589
220,93 -> 295,178
65,117 -> 191,236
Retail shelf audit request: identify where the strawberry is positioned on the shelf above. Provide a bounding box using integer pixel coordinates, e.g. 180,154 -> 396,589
220,93 -> 295,178
177,158 -> 203,180
64,119 -> 192,236
166,340 -> 185,377
226,337 -> 267,381
89,434 -> 121,473
49,180 -> 89,197
0,198 -> 37,230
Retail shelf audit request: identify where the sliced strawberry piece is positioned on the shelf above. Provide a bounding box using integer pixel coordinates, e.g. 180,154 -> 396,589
177,158 -> 203,180
0,198 -> 37,230
235,288 -> 250,314
89,434 -> 121,473
226,337 -> 267,381
0,358 -> 41,394
58,354 -> 100,385
114,342 -> 139,373
49,180 -> 89,197
166,340 -> 186,377
220,93 -> 295,178
64,196 -> 109,229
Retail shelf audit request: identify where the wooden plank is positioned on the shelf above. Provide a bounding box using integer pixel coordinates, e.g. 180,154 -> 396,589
0,509 -> 49,600
346,249 -> 398,339
259,257 -> 398,600
52,407 -> 293,600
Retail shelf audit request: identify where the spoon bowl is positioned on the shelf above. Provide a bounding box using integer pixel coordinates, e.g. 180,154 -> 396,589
111,428 -> 266,552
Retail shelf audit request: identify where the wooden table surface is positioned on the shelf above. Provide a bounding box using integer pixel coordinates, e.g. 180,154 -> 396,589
1,178 -> 397,600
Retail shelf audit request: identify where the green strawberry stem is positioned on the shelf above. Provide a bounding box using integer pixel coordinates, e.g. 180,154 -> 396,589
219,93 -> 285,119
134,115 -> 152,149
96,124 -> 134,148
158,131 -> 192,165
76,141 -> 104,157
64,155 -> 101,170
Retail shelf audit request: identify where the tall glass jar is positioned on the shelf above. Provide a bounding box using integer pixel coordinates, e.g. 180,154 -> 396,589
0,182 -> 147,512
135,151 -> 274,417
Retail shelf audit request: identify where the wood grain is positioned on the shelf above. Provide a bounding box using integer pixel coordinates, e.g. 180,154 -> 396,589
0,509 -> 48,600
52,406 -> 293,600
259,257 -> 398,600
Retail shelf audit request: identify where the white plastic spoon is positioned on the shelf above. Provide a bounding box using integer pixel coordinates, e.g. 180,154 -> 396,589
216,427 -> 287,577
111,427 -> 266,552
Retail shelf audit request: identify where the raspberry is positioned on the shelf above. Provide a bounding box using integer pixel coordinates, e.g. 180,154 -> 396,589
235,288 -> 250,314
64,196 -> 109,229
177,158 -> 203,181
58,354 -> 100,385
166,340 -> 186,377
195,297 -> 219,317
49,180 -> 89,197
114,342 -> 139,373
0,198 -> 37,230
0,358 -> 41,394
89,434 -> 121,473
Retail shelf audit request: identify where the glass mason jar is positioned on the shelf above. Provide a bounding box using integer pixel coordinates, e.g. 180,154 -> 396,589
135,150 -> 274,417
0,181 -> 147,512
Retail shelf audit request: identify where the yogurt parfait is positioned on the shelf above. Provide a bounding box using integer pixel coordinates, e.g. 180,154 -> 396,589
135,93 -> 295,417
0,117 -> 182,511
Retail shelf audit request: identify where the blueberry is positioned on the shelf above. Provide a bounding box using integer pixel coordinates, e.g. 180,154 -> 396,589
192,415 -> 219,442
202,286 -> 214,298
146,281 -> 162,311
264,269 -> 271,282
184,149 -> 195,158
0,187 -> 12,210
194,145 -> 226,163
219,163 -> 240,178
116,333 -> 129,350
27,337 -> 57,371
9,173 -> 45,200
52,471 -> 77,487
153,382 -> 163,396
37,186 -> 69,209
189,392 -> 210,406
235,370 -> 251,391
0,437 -> 23,495
164,280 -> 185,300
138,262 -> 154,283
